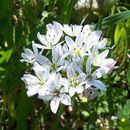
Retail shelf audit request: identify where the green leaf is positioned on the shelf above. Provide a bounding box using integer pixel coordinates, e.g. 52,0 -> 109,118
0,49 -> 12,63
22,3 -> 40,26
5,49 -> 13,62
58,0 -> 77,23
0,67 -> 5,71
117,110 -> 124,118
124,100 -> 130,114
82,111 -> 90,117
101,10 -> 130,29
126,69 -> 130,84
16,87 -> 29,130
117,99 -> 130,118
0,0 -> 12,16
114,22 -> 128,67
114,23 -> 123,45
0,16 -> 10,33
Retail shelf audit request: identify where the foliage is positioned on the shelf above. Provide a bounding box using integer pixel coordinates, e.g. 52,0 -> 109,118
0,0 -> 130,130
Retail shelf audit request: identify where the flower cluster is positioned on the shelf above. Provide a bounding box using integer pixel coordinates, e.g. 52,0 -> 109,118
21,22 -> 116,113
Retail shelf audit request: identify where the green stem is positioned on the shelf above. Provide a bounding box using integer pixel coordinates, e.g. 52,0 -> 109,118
51,104 -> 64,130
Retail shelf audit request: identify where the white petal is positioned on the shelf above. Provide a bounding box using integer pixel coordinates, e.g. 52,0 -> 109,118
73,63 -> 83,73
32,41 -> 39,54
53,22 -> 63,34
33,62 -> 46,71
76,86 -> 84,93
65,36 -> 75,49
55,45 -> 63,58
85,31 -> 102,49
86,56 -> 92,74
63,43 -> 69,52
60,85 -> 69,93
69,87 -> 76,97
34,70 -> 44,80
52,46 -> 59,63
63,24 -> 73,36
91,80 -> 107,91
75,33 -> 84,48
60,94 -> 71,105
38,86 -> 50,96
77,73 -> 86,82
92,67 -> 110,78
21,49 -> 34,62
46,23 -> 52,30
38,95 -> 53,101
72,25 -> 82,36
92,44 -> 98,56
32,42 -> 45,53
92,30 -> 102,40
85,82 -> 91,89
50,97 -> 60,114
103,59 -> 116,67
36,55 -> 51,66
22,74 -> 39,86
37,32 -> 48,46
105,60 -> 116,71
53,73 -> 62,90
27,87 -> 38,96
47,73 -> 56,83
24,49 -> 33,56
60,78 -> 69,87
99,49 -> 109,59
82,25 -> 91,36
67,65 -> 75,79
98,38 -> 107,49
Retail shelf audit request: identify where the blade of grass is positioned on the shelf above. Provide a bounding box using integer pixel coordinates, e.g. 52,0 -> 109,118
58,0 -> 77,23
101,10 -> 130,29
16,87 -> 29,130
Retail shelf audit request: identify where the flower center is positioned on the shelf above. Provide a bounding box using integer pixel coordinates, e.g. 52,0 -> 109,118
74,48 -> 81,57
39,80 -> 45,86
51,63 -> 57,71
54,89 -> 60,96
70,77 -> 79,87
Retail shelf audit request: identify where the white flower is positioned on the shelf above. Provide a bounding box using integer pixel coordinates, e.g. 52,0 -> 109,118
61,63 -> 86,97
65,33 -> 89,62
82,25 -> 92,37
37,22 -> 63,49
85,48 -> 115,91
33,45 -> 67,73
82,26 -> 107,49
91,45 -> 116,67
38,74 -> 71,113
21,21 -> 116,113
51,44 -> 68,72
21,41 -> 43,64
63,24 -> 82,37
85,56 -> 108,91
83,30 -> 102,51
21,69 -> 54,97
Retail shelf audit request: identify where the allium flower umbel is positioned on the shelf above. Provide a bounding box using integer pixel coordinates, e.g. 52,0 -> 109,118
21,21 -> 116,114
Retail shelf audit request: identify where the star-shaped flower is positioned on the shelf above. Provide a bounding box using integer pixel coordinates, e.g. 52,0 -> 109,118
38,74 -> 71,113
37,22 -> 63,49
61,63 -> 86,97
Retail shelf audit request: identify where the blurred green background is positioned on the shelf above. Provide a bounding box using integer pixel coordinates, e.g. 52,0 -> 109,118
0,0 -> 130,130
